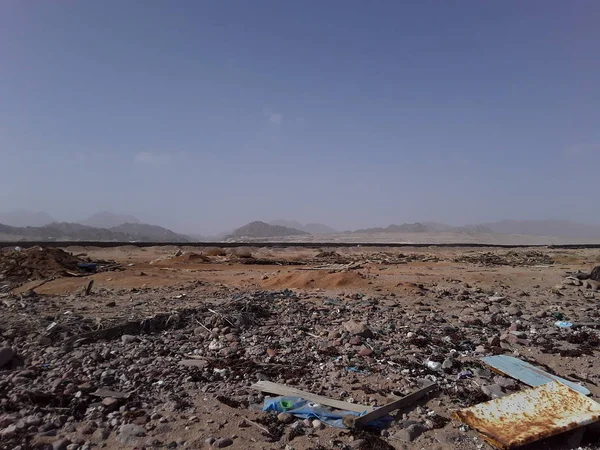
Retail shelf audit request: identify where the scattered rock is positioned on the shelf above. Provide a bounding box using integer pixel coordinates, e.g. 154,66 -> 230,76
358,346 -> 373,357
442,358 -> 453,370
343,320 -> 374,338
277,412 -> 294,424
52,438 -> 71,450
117,423 -> 146,445
101,397 -> 119,412
474,368 -> 492,379
312,419 -> 325,430
93,428 -> 110,441
349,336 -> 362,345
0,415 -> 18,428
348,438 -> 367,449
1,424 -> 17,438
393,423 -> 427,442
213,437 -> 233,448
505,306 -> 522,316
481,384 -> 505,399
80,422 -> 96,435
121,335 -> 138,345
0,347 -> 15,368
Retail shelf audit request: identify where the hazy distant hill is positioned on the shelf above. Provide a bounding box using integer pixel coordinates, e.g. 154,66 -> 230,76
422,222 -> 493,234
110,223 -> 189,241
269,220 -> 337,234
228,221 -> 308,239
0,221 -> 189,242
0,210 -> 55,227
354,223 -> 428,233
78,211 -> 141,228
0,222 -> 128,241
480,220 -> 600,239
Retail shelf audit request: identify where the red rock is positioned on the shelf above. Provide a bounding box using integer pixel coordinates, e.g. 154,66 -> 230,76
358,346 -> 373,357
349,336 -> 362,346
101,397 -> 120,412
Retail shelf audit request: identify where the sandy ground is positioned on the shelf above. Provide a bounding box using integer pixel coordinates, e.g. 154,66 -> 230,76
2,245 -> 600,450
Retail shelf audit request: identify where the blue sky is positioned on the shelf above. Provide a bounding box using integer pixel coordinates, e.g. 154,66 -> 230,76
1,1 -> 599,233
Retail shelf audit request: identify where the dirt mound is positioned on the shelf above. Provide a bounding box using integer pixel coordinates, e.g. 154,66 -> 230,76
173,252 -> 211,263
0,247 -> 83,283
261,270 -> 367,290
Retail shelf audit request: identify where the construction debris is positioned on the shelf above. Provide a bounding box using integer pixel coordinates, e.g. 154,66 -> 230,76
454,250 -> 554,266
453,381 -> 600,449
351,382 -> 437,428
1,245 -> 600,449
482,355 -> 590,395
251,380 -> 371,414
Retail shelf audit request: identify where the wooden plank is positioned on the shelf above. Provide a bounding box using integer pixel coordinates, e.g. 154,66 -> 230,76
353,382 -> 436,428
85,280 -> 94,296
482,355 -> 590,396
250,380 -> 372,414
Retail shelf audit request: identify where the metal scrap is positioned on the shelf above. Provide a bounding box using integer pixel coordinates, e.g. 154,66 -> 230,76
453,381 -> 600,449
482,355 -> 590,395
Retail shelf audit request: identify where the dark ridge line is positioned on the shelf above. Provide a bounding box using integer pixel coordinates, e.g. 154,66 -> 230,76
0,241 -> 599,249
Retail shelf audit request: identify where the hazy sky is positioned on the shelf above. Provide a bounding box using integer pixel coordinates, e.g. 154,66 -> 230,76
1,1 -> 599,234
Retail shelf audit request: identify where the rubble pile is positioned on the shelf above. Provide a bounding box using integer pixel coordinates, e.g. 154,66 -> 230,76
0,247 -> 84,284
453,250 -> 555,266
1,279 -> 599,449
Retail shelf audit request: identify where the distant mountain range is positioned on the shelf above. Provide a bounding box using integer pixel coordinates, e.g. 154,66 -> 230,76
0,221 -> 189,242
77,211 -> 141,228
353,223 -> 429,233
478,220 -> 600,239
227,221 -> 308,239
269,220 -> 338,235
1,210 -> 600,241
353,222 -> 497,234
0,210 -> 56,228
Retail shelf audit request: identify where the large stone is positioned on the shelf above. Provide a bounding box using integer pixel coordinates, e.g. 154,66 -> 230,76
101,397 -> 120,412
590,266 -> 600,282
312,419 -> 325,430
0,415 -> 18,428
349,336 -> 362,346
117,423 -> 146,445
0,347 -> 15,368
121,335 -> 138,345
343,320 -> 374,338
393,423 -> 427,442
0,424 -> 18,438
505,306 -> 522,316
213,437 -> 233,448
562,277 -> 578,285
80,422 -> 96,435
358,346 -> 373,357
481,384 -> 505,399
348,439 -> 367,449
277,412 -> 293,424
52,438 -> 71,450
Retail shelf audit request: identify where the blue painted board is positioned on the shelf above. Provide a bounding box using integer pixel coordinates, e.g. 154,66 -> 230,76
482,355 -> 590,396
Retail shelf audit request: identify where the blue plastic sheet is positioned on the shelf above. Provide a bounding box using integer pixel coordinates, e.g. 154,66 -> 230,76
263,396 -> 391,429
